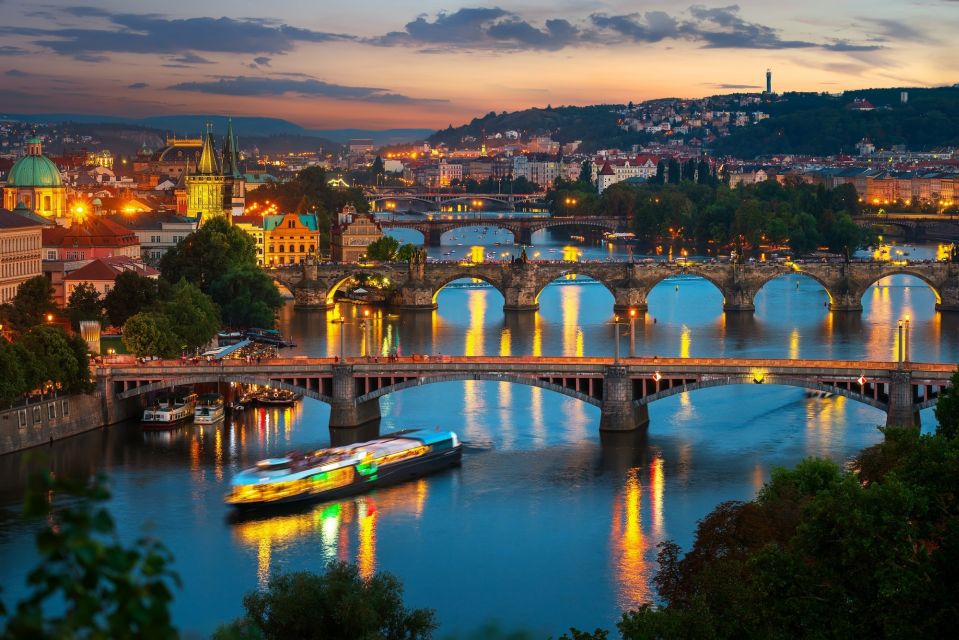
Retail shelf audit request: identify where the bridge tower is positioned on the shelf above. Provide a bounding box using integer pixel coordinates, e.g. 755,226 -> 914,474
886,370 -> 919,428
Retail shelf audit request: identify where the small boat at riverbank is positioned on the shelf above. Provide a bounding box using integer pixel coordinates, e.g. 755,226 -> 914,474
256,388 -> 299,406
194,393 -> 225,424
246,328 -> 296,348
142,390 -> 197,429
231,390 -> 257,411
225,429 -> 461,509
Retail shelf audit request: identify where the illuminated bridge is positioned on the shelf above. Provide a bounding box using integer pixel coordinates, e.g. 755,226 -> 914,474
368,192 -> 547,213
276,259 -> 959,314
98,357 -> 954,432
375,215 -> 627,246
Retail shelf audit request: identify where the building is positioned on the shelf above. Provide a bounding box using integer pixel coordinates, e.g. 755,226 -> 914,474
42,217 -> 140,262
232,215 -> 265,265
264,213 -> 319,266
184,122 -> 245,223
2,136 -> 67,222
330,205 -> 383,263
63,256 -> 159,302
0,207 -> 44,304
105,212 -> 198,265
221,120 -> 246,217
597,162 -> 617,193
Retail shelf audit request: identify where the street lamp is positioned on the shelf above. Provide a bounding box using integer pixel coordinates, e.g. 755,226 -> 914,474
612,314 -> 623,363
629,308 -> 637,358
360,309 -> 372,357
897,319 -> 904,369
904,314 -> 910,364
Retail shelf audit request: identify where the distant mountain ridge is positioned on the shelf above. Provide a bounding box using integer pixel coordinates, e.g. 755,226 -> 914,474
0,113 -> 432,146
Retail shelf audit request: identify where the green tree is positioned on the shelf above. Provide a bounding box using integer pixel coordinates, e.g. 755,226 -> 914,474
122,312 -> 181,358
160,217 -> 257,291
366,236 -> 401,261
934,370 -> 959,439
215,561 -> 436,640
66,282 -> 103,330
2,275 -> 55,331
209,264 -> 283,329
17,325 -> 88,393
104,271 -> 162,328
396,243 -> 420,263
156,280 -> 221,351
0,340 -> 25,404
0,471 -> 179,638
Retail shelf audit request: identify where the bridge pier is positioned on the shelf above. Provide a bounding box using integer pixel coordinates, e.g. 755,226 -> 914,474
613,288 -> 648,316
517,227 -> 533,246
886,370 -> 920,429
329,364 -> 381,429
503,285 -> 539,312
428,227 -> 445,246
600,365 -> 648,431
829,290 -> 864,313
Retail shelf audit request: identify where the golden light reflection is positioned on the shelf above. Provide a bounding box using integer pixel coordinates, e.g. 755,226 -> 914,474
611,468 -> 650,607
257,538 -> 271,589
499,328 -> 511,356
789,328 -> 800,360
214,427 -> 223,482
562,246 -> 579,262
357,498 -> 378,580
650,457 -> 665,538
470,245 -> 485,263
464,289 -> 487,356
679,325 -> 691,359
532,312 -> 542,357
805,394 -> 844,457
530,386 -> 545,441
560,284 -> 584,357
189,436 -> 200,472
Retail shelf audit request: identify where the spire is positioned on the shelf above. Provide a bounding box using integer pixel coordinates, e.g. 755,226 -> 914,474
196,122 -> 218,175
221,117 -> 241,179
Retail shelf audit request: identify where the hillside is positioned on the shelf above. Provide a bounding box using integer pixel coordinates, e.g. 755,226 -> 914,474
429,86 -> 959,157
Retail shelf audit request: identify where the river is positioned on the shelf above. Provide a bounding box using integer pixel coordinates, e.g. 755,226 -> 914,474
0,227 -> 954,638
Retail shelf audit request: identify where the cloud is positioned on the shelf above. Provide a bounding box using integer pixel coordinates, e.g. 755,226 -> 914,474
167,75 -> 446,103
168,52 -> 213,64
253,56 -> 271,66
682,5 -> 815,49
590,12 -> 680,42
369,7 -> 582,50
127,82 -> 148,89
73,53 -> 109,62
711,83 -> 762,89
0,45 -> 28,56
823,40 -> 883,52
6,68 -> 30,77
859,18 -> 926,42
0,12 -> 351,56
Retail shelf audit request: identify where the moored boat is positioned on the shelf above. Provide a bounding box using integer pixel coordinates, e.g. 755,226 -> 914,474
225,429 -> 461,509
194,393 -> 225,424
256,388 -> 299,406
231,390 -> 257,411
143,390 -> 197,429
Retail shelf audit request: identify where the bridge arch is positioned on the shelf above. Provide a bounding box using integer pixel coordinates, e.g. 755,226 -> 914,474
529,218 -> 622,235
860,269 -> 943,306
533,269 -> 618,304
430,272 -> 507,304
354,373 -> 602,407
635,375 -> 888,411
116,375 -> 333,404
441,195 -> 513,208
649,268 -> 731,308
754,271 -> 835,304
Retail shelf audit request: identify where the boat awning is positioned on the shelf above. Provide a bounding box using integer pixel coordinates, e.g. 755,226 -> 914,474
202,339 -> 252,360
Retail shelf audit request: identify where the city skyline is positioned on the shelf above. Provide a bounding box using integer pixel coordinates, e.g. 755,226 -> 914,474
1,0 -> 957,129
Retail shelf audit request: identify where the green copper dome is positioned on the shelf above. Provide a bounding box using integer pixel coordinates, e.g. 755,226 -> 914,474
7,154 -> 63,187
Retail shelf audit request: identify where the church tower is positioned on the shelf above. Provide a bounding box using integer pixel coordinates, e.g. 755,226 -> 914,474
220,118 -> 246,217
186,123 -> 229,224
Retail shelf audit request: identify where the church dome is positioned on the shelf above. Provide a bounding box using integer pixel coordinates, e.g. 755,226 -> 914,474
7,137 -> 62,187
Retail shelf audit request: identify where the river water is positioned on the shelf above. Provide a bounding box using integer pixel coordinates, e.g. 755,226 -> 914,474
0,226 -> 954,638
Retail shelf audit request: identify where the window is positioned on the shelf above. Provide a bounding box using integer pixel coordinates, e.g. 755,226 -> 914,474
46,250 -> 57,260
33,406 -> 41,424
62,400 -> 69,417
288,220 -> 295,229
18,410 -> 27,428
299,244 -> 305,253
279,244 -> 285,253
48,403 -> 56,420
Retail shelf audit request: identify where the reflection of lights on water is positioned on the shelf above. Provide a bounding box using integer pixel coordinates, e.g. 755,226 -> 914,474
679,325 -> 691,359
650,457 -> 664,538
499,328 -> 511,356
611,468 -> 649,607
214,428 -> 223,481
560,285 -> 583,357
789,328 -> 800,360
357,498 -> 377,580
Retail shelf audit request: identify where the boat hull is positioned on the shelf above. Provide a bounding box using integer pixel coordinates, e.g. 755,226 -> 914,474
230,445 -> 461,510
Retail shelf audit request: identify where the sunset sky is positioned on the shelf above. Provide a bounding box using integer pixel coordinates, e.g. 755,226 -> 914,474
1,0 -> 957,129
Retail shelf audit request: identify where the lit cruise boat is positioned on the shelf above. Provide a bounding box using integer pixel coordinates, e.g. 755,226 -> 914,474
225,429 -> 461,508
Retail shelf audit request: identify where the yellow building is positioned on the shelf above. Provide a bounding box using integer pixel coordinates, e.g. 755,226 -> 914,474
233,215 -> 265,265
3,137 -> 67,222
0,207 -> 44,304
186,126 -> 229,224
264,213 -> 319,266
330,205 -> 383,263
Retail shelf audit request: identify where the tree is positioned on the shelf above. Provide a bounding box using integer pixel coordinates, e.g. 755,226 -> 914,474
18,325 -> 87,393
160,217 -> 257,292
371,156 -> 385,178
104,271 -> 161,328
2,275 -> 55,331
0,340 -> 25,404
667,159 -> 681,184
66,282 -> 103,330
934,370 -> 959,439
0,471 -> 179,638
397,243 -> 420,263
215,562 -> 436,640
209,264 -> 283,329
122,312 -> 181,358
156,280 -> 221,351
366,236 -> 401,261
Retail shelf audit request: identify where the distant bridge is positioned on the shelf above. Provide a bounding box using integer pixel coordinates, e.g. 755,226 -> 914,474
855,214 -> 959,241
275,259 -> 959,314
377,215 -> 627,246
99,356 -> 953,431
369,192 -> 547,212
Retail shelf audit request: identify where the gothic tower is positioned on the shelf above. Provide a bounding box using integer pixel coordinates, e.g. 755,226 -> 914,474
186,123 -> 229,224
221,118 -> 246,217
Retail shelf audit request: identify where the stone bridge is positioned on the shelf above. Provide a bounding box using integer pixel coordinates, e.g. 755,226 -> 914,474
369,192 -> 547,213
274,260 -> 959,314
99,356 -> 954,432
377,215 -> 627,246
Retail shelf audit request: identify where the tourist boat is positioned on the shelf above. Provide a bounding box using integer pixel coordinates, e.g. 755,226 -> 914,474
231,390 -> 257,411
142,390 -> 198,428
246,328 -> 295,347
225,429 -> 461,508
256,388 -> 299,406
194,393 -> 225,424
570,235 -> 586,243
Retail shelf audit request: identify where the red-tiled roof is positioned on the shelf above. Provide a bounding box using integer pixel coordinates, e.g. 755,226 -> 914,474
43,217 -> 139,248
65,257 -> 158,283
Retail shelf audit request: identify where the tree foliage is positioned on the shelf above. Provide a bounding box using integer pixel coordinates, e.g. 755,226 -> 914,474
0,470 -> 179,639
156,280 -> 221,351
160,217 -> 257,291
104,271 -> 162,328
1,275 -> 56,331
17,325 -> 92,393
214,561 -> 437,640
66,282 -> 103,330
121,312 -> 181,358
209,264 -> 283,329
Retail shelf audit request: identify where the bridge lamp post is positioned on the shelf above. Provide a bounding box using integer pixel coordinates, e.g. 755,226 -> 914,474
612,315 -> 624,364
897,320 -> 904,369
360,309 -> 372,357
629,308 -> 637,358
904,314 -> 910,363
